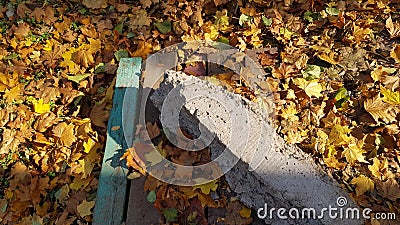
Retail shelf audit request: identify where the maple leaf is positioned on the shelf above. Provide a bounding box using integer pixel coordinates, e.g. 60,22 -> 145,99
77,200 -> 95,217
376,178 -> 400,201
311,46 -> 340,65
364,96 -> 398,123
390,44 -> 400,63
83,0 -> 108,9
131,41 -> 153,60
386,16 -> 400,39
368,158 -> 389,180
52,122 -> 77,147
33,112 -> 60,132
32,98 -> 51,114
83,155 -> 98,179
239,206 -> 252,218
73,49 -> 95,67
380,86 -> 400,105
144,149 -> 164,167
293,78 -> 324,98
0,71 -> 19,92
0,129 -> 20,155
350,175 -> 374,196
4,83 -> 23,103
370,66 -> 396,82
342,142 -> 366,165
129,9 -> 151,29
193,180 -> 218,194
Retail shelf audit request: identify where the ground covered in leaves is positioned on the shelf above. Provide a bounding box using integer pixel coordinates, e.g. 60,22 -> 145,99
0,0 -> 400,224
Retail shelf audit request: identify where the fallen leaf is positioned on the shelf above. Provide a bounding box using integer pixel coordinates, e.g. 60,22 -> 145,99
342,143 -> 366,165
380,86 -> 400,105
131,41 -> 153,60
52,122 -> 77,147
376,178 -> 400,201
364,96 -> 398,123
33,98 -> 51,114
293,78 -> 324,98
350,175 -> 374,196
147,190 -> 157,203
390,44 -> 400,63
193,180 -> 218,194
162,208 -> 178,222
33,112 -> 60,132
368,158 -> 389,180
77,200 -> 95,217
82,0 -> 108,9
154,20 -> 172,34
386,16 -> 400,39
0,129 -> 20,154
239,206 -> 252,218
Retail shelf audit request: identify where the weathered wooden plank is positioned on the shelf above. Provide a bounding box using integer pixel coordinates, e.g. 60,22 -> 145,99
93,57 -> 142,225
126,176 -> 161,225
126,52 -> 177,225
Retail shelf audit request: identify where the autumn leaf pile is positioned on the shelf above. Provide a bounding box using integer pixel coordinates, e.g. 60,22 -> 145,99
0,0 -> 400,224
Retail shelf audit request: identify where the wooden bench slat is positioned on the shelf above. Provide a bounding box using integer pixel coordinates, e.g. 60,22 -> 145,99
93,57 -> 142,225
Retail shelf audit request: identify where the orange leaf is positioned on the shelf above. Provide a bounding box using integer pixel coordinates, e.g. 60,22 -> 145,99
131,41 -> 153,60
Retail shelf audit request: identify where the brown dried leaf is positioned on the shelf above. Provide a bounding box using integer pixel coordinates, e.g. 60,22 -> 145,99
364,96 -> 398,124
0,129 -> 20,155
82,0 -> 108,9
52,122 -> 77,147
34,112 -> 60,132
386,16 -> 400,39
376,178 -> 400,201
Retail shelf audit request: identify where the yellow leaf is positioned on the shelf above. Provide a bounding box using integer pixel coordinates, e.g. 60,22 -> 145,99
368,158 -> 388,180
70,176 -> 92,190
73,48 -> 94,67
364,96 -> 398,123
4,84 -> 23,103
371,66 -> 396,82
60,48 -> 80,74
380,86 -> 400,105
390,44 -> 400,63
82,147 -> 100,178
342,142 -> 366,165
328,124 -> 352,146
83,137 -> 96,153
33,98 -> 51,114
215,9 -> 231,32
323,155 -> 346,170
204,24 -> 219,41
131,41 -> 153,60
77,200 -> 95,217
239,206 -> 252,218
281,101 -> 298,120
293,78 -> 324,98
144,149 -> 163,166
350,175 -> 374,196
52,122 -> 76,147
193,180 -> 218,194
0,71 -> 19,92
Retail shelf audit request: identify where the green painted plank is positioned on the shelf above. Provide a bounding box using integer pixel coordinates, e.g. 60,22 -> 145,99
93,58 -> 142,225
